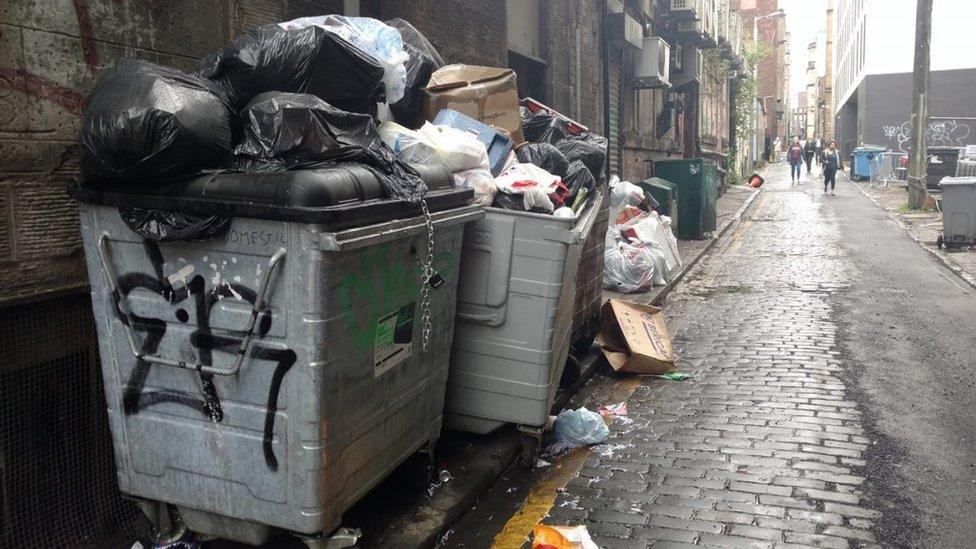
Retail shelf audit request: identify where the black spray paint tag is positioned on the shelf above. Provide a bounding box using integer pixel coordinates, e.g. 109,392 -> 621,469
374,302 -> 415,377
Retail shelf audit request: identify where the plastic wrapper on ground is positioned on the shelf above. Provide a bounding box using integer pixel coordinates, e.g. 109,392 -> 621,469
234,92 -> 425,201
120,208 -> 231,242
199,25 -> 384,114
80,59 -> 232,185
548,407 -> 609,454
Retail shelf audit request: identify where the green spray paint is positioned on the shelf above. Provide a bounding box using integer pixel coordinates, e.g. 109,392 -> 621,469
337,242 -> 456,351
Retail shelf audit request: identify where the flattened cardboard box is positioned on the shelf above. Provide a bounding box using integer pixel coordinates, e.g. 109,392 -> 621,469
597,299 -> 676,374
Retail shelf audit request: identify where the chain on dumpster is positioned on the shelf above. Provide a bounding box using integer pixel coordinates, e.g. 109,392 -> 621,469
419,197 -> 435,353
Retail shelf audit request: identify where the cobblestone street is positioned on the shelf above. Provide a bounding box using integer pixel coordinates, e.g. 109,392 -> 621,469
445,163 -> 976,548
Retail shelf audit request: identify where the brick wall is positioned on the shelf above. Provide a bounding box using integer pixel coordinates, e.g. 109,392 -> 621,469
380,0 -> 507,66
0,0 -> 243,302
736,0 -> 786,154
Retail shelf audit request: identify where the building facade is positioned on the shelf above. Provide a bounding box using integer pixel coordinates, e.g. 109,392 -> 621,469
735,0 -> 789,160
833,0 -> 976,153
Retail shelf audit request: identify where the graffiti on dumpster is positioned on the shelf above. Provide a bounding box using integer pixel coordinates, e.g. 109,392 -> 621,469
337,243 -> 456,352
114,241 -> 295,471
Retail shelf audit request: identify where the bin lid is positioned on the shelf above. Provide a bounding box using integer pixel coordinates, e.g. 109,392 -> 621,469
853,145 -> 886,153
940,176 -> 976,187
640,177 -> 676,190
69,163 -> 473,231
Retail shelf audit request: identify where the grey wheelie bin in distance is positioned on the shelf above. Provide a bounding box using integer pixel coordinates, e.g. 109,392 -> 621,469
445,191 -> 604,461
70,164 -> 482,547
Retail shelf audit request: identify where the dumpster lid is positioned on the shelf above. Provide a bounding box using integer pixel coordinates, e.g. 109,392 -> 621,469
69,163 -> 473,231
641,177 -> 676,189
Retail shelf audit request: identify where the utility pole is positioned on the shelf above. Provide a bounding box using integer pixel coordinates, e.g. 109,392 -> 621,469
908,0 -> 933,210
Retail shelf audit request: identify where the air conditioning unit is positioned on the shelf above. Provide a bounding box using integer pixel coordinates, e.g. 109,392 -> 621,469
608,11 -> 644,50
672,46 -> 704,86
635,37 -> 671,88
670,0 -> 702,19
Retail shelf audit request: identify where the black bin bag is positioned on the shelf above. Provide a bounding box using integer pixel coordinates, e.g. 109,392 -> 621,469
120,208 -> 230,243
199,25 -> 385,115
516,143 -> 570,178
563,160 -> 596,204
79,59 -> 233,185
519,108 -> 608,180
234,92 -> 426,201
386,18 -> 444,129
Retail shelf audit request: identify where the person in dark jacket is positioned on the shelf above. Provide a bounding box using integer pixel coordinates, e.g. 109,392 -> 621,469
803,138 -> 817,174
820,140 -> 844,195
788,137 -> 803,183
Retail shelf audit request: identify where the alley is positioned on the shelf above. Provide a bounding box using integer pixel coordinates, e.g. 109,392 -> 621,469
445,163 -> 976,549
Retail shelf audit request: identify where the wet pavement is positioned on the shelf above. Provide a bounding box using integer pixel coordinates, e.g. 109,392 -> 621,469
443,163 -> 976,548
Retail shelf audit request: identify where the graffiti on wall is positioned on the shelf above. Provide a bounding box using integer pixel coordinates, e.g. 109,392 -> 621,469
881,118 -> 973,152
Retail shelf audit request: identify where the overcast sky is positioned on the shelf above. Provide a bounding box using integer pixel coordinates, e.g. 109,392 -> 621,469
783,0 -> 828,101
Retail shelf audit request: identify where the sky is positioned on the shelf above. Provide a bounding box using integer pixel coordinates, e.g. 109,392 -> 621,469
782,0 -> 828,101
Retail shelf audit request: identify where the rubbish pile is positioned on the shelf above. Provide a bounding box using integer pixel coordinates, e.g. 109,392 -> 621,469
604,176 -> 682,293
79,15 -> 606,226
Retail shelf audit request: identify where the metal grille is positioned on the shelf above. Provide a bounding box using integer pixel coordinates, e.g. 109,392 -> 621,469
0,293 -> 141,548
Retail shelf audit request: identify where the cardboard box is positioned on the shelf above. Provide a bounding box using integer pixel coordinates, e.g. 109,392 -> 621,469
424,64 -> 524,143
597,299 -> 676,374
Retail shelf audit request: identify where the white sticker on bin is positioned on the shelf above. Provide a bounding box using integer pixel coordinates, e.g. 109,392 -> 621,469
374,302 -> 415,377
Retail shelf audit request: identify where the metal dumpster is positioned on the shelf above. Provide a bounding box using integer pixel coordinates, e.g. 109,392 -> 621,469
939,176 -> 976,248
70,165 -> 481,547
445,192 -> 603,458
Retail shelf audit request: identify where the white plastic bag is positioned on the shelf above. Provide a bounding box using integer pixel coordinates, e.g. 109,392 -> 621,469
453,167 -> 497,207
609,175 -> 646,221
604,231 -> 656,293
417,123 -> 490,172
379,121 -> 437,164
494,163 -> 564,213
278,15 -> 409,103
622,212 -> 682,277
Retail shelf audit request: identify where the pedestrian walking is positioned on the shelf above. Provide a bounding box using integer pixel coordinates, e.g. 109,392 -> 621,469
788,137 -> 803,183
821,140 -> 843,195
803,138 -> 817,174
814,137 -> 824,166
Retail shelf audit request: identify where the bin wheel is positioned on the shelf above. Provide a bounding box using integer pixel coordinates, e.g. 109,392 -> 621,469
560,353 -> 581,388
401,440 -> 437,491
937,234 -> 944,249
519,432 -> 542,468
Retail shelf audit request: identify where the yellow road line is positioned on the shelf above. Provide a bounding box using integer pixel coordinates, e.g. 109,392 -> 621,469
490,378 -> 642,548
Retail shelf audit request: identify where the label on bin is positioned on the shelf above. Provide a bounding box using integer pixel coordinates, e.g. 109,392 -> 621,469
374,302 -> 415,377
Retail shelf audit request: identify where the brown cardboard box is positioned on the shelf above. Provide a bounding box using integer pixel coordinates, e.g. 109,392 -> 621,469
596,300 -> 676,374
423,64 -> 524,143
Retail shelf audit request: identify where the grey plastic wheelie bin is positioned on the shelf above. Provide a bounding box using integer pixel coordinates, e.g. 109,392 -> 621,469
69,165 -> 482,547
445,191 -> 604,461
